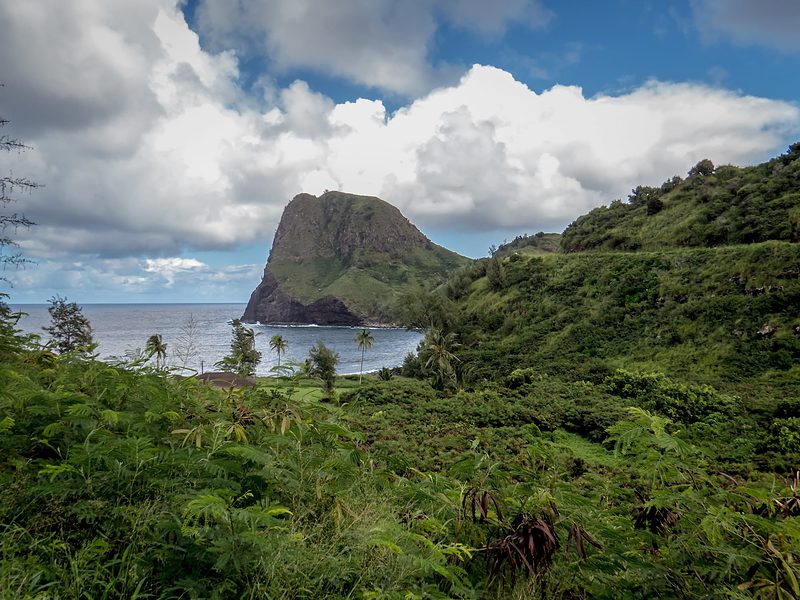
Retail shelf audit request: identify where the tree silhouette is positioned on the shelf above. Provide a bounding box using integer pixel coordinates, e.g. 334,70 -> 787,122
354,329 -> 374,384
1,110 -> 39,284
43,296 -> 93,354
146,333 -> 167,370
269,334 -> 287,367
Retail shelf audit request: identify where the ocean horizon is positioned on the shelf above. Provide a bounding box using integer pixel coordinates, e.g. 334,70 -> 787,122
11,303 -> 423,377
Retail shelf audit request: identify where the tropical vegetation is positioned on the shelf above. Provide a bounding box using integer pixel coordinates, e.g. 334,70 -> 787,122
269,334 -> 287,368
215,318 -> 262,377
307,340 -> 340,400
145,333 -> 167,370
1,144 -> 799,598
355,328 -> 374,384
561,145 -> 800,252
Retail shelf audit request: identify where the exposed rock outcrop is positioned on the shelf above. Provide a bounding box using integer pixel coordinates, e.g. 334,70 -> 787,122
243,191 -> 469,326
242,271 -> 362,326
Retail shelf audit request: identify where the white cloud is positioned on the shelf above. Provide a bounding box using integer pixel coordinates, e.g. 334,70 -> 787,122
1,1 -> 300,257
144,257 -> 208,286
692,0 -> 800,52
194,0 -> 551,95
1,1 -> 798,290
9,255 -> 260,302
335,66 -> 799,231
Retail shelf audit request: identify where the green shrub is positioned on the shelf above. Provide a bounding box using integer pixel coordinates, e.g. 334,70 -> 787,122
766,417 -> 800,453
401,351 -> 424,378
506,367 -> 538,388
604,369 -> 738,424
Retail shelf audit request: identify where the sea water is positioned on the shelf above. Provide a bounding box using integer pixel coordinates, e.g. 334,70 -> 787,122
11,303 -> 423,377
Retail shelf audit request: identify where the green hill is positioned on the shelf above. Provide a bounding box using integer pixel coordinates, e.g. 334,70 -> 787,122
243,191 -> 470,326
441,242 -> 800,389
561,143 -> 800,252
493,231 -> 561,258
407,144 -> 800,397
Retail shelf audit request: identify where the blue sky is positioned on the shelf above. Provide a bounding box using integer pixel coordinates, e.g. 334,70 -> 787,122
1,0 -> 799,303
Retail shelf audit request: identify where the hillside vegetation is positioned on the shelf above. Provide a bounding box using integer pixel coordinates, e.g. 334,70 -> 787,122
561,144 -> 800,252
3,145 -> 800,598
493,232 -> 561,258
4,302 -> 800,598
442,242 -> 800,390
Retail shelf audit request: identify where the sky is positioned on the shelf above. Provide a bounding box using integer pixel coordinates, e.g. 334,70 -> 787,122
1,0 -> 799,303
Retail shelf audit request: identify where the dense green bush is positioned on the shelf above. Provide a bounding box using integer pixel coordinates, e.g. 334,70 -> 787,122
3,301 -> 800,597
766,417 -> 800,454
441,241 -> 800,391
604,369 -> 738,425
401,351 -> 425,378
0,326 -> 484,598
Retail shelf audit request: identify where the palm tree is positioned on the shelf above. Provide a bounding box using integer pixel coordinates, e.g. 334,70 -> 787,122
269,335 -> 287,367
421,328 -> 459,390
354,329 -> 374,384
146,333 -> 167,370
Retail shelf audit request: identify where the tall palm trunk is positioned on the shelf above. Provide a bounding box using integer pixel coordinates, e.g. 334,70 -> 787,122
359,347 -> 365,384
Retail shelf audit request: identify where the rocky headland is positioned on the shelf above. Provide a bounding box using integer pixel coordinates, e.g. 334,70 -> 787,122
243,191 -> 469,326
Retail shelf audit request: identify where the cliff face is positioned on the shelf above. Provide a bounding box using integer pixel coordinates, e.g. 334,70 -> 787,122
269,192 -> 429,261
242,271 -> 363,326
243,191 -> 469,326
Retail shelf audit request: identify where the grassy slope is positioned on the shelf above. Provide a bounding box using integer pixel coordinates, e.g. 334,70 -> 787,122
494,232 -> 561,258
561,144 -> 800,252
270,242 -> 469,321
448,241 -> 800,403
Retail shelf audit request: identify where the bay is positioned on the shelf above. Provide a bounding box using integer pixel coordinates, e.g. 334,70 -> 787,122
11,303 -> 423,377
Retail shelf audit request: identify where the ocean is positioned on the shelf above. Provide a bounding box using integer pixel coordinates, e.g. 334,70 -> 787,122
10,303 -> 424,377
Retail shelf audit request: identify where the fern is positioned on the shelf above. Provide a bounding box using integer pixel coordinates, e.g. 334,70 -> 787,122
0,415 -> 14,434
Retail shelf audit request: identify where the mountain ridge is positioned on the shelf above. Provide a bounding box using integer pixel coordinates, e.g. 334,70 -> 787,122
561,144 -> 800,252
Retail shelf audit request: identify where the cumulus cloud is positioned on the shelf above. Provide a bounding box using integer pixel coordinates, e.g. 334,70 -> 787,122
194,0 -> 551,95
692,0 -> 800,52
1,0 -> 799,281
341,66 -> 799,231
1,1 -> 299,257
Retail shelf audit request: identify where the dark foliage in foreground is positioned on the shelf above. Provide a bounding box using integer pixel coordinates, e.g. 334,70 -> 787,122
3,295 -> 799,598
